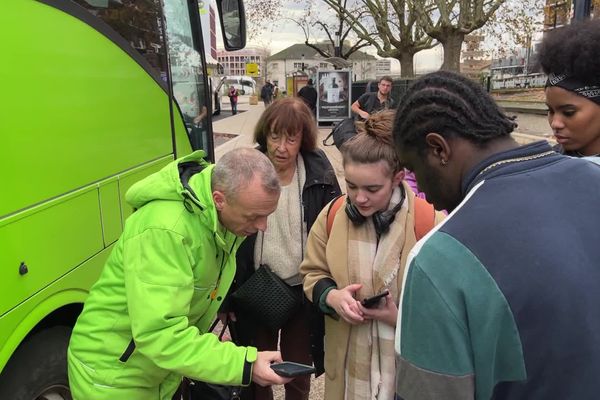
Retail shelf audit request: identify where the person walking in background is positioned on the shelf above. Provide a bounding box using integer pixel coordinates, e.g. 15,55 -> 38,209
351,76 -> 394,121
298,79 -> 318,116
393,70 -> 600,399
224,97 -> 341,400
538,18 -> 600,165
67,148 -> 290,400
261,81 -> 274,107
300,110 -> 443,400
228,85 -> 239,115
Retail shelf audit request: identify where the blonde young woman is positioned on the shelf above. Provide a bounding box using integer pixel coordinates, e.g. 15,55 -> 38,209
300,110 -> 444,400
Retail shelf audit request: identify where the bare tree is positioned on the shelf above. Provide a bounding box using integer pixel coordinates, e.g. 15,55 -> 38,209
321,0 -> 436,77
479,0 -> 545,60
288,2 -> 372,61
244,0 -> 285,40
413,0 -> 507,71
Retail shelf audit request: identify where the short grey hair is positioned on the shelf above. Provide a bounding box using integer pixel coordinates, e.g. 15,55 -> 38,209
212,148 -> 280,200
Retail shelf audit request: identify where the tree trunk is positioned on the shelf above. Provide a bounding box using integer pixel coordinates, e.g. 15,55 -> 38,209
440,32 -> 465,72
398,51 -> 415,78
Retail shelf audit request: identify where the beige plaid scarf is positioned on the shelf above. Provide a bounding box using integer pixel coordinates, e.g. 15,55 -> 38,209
345,187 -> 407,400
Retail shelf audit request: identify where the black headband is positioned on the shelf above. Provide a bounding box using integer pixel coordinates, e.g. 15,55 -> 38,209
546,73 -> 600,105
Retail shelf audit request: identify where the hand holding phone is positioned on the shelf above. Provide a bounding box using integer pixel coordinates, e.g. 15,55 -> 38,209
361,290 -> 389,308
270,361 -> 316,377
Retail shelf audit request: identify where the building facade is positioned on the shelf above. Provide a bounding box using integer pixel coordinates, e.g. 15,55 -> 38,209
375,59 -> 392,78
217,47 -> 269,78
267,43 -> 377,92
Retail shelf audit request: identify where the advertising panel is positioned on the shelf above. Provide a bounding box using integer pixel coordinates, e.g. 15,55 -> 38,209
317,70 -> 351,122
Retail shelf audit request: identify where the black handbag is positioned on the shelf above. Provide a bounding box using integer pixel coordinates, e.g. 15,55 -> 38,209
230,264 -> 302,331
188,380 -> 241,400
322,117 -> 356,149
175,319 -> 242,400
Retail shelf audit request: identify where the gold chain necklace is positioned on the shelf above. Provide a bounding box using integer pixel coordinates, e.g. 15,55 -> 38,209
476,150 -> 555,178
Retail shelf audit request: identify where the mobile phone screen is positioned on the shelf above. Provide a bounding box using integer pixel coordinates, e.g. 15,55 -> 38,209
271,362 -> 316,377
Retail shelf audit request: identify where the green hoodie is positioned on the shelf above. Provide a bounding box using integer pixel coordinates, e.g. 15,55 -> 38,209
68,151 -> 256,400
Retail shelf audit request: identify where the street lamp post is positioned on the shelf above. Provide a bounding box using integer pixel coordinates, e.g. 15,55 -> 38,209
334,31 -> 341,58
301,54 -> 305,72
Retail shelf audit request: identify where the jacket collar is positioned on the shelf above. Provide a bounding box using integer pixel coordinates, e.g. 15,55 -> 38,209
462,141 -> 562,195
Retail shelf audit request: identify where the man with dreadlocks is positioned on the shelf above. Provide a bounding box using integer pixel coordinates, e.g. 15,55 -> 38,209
391,70 -> 600,400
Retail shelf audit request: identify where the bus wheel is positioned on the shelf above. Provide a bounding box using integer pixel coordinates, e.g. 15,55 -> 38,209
0,326 -> 72,400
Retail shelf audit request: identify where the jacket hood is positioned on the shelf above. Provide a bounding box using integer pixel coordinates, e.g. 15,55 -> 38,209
126,150 -> 212,211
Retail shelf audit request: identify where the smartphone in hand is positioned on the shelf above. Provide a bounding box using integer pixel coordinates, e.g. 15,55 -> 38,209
270,362 -> 316,377
361,290 -> 389,308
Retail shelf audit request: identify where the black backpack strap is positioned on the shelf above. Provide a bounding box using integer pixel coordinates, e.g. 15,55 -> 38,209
364,92 -> 377,114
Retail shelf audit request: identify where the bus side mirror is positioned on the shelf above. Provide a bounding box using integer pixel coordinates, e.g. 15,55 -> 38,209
217,0 -> 246,51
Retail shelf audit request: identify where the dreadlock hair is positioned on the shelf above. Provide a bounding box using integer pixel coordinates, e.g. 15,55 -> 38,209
537,19 -> 600,83
393,71 -> 516,154
340,109 -> 401,175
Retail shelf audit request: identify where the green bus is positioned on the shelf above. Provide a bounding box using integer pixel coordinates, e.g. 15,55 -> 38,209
0,1 -> 245,398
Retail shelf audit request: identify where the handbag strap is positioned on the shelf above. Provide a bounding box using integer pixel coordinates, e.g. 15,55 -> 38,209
208,318 -> 228,340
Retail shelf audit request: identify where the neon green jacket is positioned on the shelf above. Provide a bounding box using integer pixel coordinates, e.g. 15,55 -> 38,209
68,151 -> 256,400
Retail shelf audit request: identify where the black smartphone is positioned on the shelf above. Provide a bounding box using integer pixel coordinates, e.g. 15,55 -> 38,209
361,290 -> 390,308
270,361 -> 316,377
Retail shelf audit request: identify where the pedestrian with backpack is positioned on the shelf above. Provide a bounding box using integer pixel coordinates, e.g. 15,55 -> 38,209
261,81 -> 274,107
300,110 -> 444,400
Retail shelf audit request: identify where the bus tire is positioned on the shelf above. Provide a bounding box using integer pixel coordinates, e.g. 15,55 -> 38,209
0,326 -> 72,400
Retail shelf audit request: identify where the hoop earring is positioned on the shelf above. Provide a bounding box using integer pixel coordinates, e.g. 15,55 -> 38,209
440,159 -> 448,166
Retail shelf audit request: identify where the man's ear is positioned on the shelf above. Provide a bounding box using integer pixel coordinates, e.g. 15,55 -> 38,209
424,133 -> 451,164
212,190 -> 226,211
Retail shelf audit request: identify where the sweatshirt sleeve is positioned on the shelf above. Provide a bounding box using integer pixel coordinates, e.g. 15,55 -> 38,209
395,232 -> 526,400
123,228 -> 253,385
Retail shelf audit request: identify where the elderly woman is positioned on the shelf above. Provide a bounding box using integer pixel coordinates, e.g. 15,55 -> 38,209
225,97 -> 341,400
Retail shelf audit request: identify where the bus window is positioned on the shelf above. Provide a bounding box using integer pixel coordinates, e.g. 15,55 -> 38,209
73,0 -> 169,81
73,0 -> 211,153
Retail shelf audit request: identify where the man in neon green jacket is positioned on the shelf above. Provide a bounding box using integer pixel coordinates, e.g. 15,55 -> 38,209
68,148 -> 289,399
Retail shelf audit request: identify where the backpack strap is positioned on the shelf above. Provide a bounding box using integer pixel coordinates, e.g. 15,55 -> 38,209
326,195 -> 346,236
413,197 -> 435,241
364,92 -> 378,114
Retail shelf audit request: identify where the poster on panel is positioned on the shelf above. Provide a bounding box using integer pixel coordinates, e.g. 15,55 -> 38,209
317,70 -> 351,122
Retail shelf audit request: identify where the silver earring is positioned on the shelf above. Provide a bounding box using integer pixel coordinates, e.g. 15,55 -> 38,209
441,159 -> 448,166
